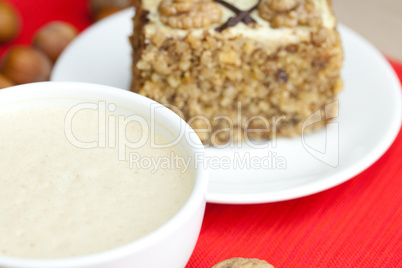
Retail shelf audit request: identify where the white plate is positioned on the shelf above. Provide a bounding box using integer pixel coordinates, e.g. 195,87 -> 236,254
52,8 -> 402,204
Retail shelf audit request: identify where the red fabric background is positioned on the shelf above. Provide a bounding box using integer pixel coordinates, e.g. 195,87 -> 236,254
1,1 -> 401,267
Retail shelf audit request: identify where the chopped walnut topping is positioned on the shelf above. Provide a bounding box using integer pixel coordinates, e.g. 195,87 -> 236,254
258,0 -> 322,28
276,69 -> 288,83
159,0 -> 222,29
311,27 -> 330,46
132,27 -> 343,144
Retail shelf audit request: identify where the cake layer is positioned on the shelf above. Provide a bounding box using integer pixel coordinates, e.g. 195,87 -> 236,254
131,0 -> 343,145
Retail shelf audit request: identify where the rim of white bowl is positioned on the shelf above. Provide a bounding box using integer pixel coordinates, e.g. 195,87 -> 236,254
0,82 -> 208,268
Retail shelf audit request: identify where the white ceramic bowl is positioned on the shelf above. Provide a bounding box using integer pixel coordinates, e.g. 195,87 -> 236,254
0,82 -> 208,268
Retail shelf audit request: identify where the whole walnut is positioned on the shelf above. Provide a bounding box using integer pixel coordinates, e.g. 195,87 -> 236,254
159,0 -> 222,29
258,0 -> 322,28
212,257 -> 274,268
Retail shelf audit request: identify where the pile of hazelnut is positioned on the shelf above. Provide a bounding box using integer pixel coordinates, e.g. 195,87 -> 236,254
0,0 -> 132,89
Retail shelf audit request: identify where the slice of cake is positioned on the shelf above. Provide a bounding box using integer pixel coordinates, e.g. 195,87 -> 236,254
131,0 -> 343,145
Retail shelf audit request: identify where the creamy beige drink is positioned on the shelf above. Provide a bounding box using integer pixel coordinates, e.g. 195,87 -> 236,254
0,105 -> 193,259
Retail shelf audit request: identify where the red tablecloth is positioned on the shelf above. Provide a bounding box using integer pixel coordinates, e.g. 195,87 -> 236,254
1,1 -> 401,267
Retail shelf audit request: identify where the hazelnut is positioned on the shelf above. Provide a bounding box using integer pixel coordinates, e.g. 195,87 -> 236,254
0,46 -> 52,85
0,0 -> 21,44
32,21 -> 78,64
0,74 -> 14,89
89,0 -> 132,21
93,7 -> 123,21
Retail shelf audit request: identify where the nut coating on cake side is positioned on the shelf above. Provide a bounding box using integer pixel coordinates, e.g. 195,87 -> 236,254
131,0 -> 343,145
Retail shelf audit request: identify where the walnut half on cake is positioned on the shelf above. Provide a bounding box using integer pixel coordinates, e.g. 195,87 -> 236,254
131,0 -> 343,145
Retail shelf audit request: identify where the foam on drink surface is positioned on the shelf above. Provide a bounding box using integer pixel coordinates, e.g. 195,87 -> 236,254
0,105 -> 193,259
